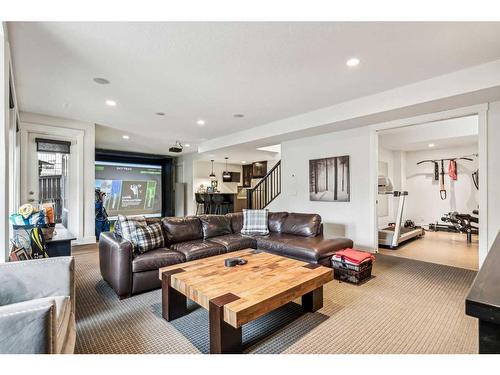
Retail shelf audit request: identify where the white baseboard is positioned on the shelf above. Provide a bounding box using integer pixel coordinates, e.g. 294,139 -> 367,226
72,236 -> 96,246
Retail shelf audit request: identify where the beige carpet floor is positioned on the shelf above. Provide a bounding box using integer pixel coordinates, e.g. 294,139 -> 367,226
74,246 -> 478,354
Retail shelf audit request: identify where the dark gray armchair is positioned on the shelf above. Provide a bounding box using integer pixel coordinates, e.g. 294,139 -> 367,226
0,256 -> 76,354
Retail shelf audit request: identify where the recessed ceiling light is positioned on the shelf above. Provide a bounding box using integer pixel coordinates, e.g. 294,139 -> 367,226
241,161 -> 247,164
105,99 -> 117,107
346,58 -> 360,67
122,135 -> 130,140
428,143 -> 435,148
93,77 -> 110,85
233,114 -> 244,118
197,119 -> 205,126
185,144 -> 191,147
155,112 -> 165,116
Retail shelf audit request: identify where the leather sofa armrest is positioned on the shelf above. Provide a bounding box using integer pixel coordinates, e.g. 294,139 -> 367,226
99,232 -> 133,298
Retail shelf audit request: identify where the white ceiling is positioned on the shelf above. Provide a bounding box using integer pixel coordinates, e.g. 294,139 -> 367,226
8,22 -> 500,155
192,143 -> 280,164
379,115 -> 478,151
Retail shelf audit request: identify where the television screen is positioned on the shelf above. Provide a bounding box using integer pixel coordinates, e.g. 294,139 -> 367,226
95,161 -> 162,219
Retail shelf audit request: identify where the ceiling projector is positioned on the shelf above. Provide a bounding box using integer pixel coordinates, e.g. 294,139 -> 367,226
169,141 -> 183,153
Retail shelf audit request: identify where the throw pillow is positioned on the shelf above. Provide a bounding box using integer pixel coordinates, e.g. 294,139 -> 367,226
241,209 -> 269,236
116,214 -> 147,243
134,222 -> 165,253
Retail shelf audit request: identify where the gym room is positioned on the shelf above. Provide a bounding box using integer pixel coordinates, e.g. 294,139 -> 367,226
376,114 -> 480,270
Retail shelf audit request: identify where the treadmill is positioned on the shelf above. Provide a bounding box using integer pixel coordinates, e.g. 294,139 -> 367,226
378,176 -> 425,249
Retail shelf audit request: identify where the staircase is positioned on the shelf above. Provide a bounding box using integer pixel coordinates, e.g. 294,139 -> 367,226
246,160 -> 281,209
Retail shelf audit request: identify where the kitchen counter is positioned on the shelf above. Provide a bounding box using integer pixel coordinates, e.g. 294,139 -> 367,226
195,192 -> 239,213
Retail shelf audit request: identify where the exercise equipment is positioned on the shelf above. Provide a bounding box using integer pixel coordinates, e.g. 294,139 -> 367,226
416,154 -> 477,200
439,210 -> 478,244
440,160 -> 446,199
378,176 -> 425,249
472,169 -> 479,190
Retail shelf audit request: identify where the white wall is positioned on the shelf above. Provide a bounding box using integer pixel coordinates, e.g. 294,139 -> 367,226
487,101 -> 500,252
268,127 -> 375,250
194,161 -> 242,194
265,109 -> 492,256
377,147 -> 395,228
19,112 -> 96,245
404,144 -> 479,226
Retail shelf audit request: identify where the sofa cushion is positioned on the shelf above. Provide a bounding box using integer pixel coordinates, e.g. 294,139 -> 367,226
132,248 -> 185,273
199,215 -> 232,239
133,222 -> 165,253
241,209 -> 269,235
281,213 -> 321,237
268,212 -> 288,233
256,233 -> 353,263
161,216 -> 203,244
170,240 -> 227,261
209,233 -> 257,252
226,212 -> 243,233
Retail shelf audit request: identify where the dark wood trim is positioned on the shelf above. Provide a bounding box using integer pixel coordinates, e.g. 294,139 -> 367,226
161,269 -> 187,321
248,160 -> 281,209
209,293 -> 242,354
301,286 -> 323,312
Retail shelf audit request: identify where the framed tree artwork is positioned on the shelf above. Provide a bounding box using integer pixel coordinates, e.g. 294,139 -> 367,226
309,155 -> 350,202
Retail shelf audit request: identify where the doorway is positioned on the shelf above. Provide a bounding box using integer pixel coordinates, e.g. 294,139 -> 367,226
37,148 -> 70,225
376,115 -> 480,270
20,125 -> 85,242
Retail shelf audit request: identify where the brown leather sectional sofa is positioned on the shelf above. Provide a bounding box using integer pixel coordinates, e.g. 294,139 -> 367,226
99,212 -> 353,298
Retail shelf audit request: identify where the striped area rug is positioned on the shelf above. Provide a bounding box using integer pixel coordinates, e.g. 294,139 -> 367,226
74,248 -> 478,354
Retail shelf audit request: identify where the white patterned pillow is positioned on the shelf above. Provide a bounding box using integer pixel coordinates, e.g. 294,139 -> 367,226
241,209 -> 269,236
133,223 -> 165,253
116,214 -> 147,244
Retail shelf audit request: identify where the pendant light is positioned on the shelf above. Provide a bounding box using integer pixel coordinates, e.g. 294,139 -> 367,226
209,160 -> 216,180
222,157 -> 231,179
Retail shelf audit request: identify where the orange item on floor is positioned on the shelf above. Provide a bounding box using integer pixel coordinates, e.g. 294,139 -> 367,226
448,160 -> 457,180
333,248 -> 375,265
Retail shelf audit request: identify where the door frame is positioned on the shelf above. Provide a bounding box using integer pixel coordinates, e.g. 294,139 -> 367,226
19,122 -> 85,243
369,103 -> 488,266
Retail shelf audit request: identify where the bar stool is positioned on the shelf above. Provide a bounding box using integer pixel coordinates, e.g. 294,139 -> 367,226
202,193 -> 213,214
222,195 -> 233,214
211,194 -> 226,214
195,194 -> 205,215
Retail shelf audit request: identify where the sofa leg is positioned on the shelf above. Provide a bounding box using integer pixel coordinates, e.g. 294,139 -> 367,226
119,294 -> 132,300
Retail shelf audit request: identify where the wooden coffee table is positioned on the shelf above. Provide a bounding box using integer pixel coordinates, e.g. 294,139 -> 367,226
158,248 -> 333,354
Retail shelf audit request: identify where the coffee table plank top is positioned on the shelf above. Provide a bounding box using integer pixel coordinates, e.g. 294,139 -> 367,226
159,249 -> 333,328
